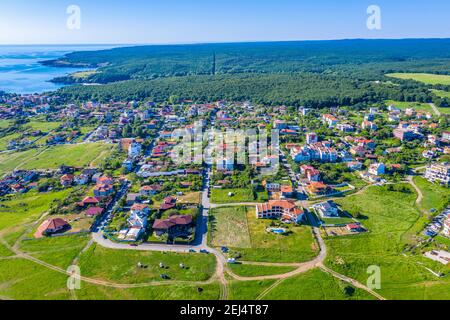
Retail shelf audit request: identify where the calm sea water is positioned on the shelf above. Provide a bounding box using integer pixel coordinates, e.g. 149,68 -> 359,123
0,45 -> 118,95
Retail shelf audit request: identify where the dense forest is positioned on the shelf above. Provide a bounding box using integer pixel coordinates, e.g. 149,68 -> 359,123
50,39 -> 450,106
57,73 -> 433,106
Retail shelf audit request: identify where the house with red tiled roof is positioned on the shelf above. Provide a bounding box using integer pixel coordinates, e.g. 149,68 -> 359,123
307,182 -> 330,195
85,206 -> 104,217
131,203 -> 150,216
280,185 -> 294,198
152,215 -> 194,238
60,174 -> 74,187
81,196 -> 100,206
35,218 -> 70,238
160,197 -> 177,211
140,185 -> 162,196
256,200 -> 305,224
94,184 -> 114,197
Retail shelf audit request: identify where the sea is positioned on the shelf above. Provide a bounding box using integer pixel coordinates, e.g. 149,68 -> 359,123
0,45 -> 119,95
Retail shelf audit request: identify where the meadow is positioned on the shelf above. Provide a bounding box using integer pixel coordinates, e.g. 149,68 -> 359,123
19,143 -> 115,170
0,189 -> 72,237
385,100 -> 433,113
77,244 -> 217,283
228,269 -> 376,300
387,73 -> 450,85
211,188 -> 255,204
328,185 -> 450,300
413,176 -> 450,214
0,256 -> 221,300
228,263 -> 297,277
209,206 -> 252,248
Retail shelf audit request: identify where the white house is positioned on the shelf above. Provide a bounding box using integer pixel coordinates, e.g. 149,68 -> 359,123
369,163 -> 386,176
313,201 -> 339,218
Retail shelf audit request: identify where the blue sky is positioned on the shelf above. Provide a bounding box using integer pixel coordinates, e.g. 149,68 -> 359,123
1,0 -> 449,44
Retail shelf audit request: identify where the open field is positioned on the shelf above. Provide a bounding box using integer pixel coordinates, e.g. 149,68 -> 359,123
0,258 -> 74,300
228,269 -> 376,300
413,176 -> 450,214
228,279 -> 276,300
209,206 -> 251,248
0,256 -> 221,300
328,185 -> 450,300
385,100 -> 433,113
387,73 -> 450,85
264,269 -> 376,300
75,282 -> 221,300
24,121 -> 62,132
211,188 -> 255,204
71,70 -> 98,79
0,120 -> 11,129
432,89 -> 450,99
0,242 -> 13,257
19,143 -> 115,170
19,234 -> 91,268
228,263 -> 297,277
0,189 -> 72,236
177,192 -> 201,205
77,244 -> 217,283
0,132 -> 21,151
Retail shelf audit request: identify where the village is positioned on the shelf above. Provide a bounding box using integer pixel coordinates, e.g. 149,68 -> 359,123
1,90 -> 450,301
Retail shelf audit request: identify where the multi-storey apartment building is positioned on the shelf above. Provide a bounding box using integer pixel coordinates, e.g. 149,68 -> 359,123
425,163 -> 450,186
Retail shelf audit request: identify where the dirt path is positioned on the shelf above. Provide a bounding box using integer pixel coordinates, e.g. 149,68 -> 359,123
211,249 -> 229,300
319,265 -> 386,300
407,175 -> 424,208
429,103 -> 442,117
1,237 -> 217,289
256,278 -> 286,300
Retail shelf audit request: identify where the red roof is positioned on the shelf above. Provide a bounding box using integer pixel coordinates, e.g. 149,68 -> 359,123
85,207 -> 104,216
131,203 -> 149,211
82,196 -> 100,204
153,215 -> 193,230
35,218 -> 70,237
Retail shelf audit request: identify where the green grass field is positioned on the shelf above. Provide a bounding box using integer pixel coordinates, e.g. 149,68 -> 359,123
385,100 -> 433,113
0,132 -> 21,150
0,120 -> 11,129
387,73 -> 450,85
211,188 -> 256,204
0,149 -> 40,175
77,244 -> 217,283
264,269 -> 376,300
24,121 -> 62,132
228,269 -> 376,300
228,263 -> 297,277
432,89 -> 450,99
19,234 -> 91,269
0,189 -> 72,236
75,282 -> 221,300
209,206 -> 252,248
19,143 -> 114,170
328,185 -> 450,300
0,256 -> 221,300
413,176 -> 450,214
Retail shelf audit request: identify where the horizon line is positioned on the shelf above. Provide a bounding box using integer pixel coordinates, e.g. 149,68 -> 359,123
2,36 -> 450,47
